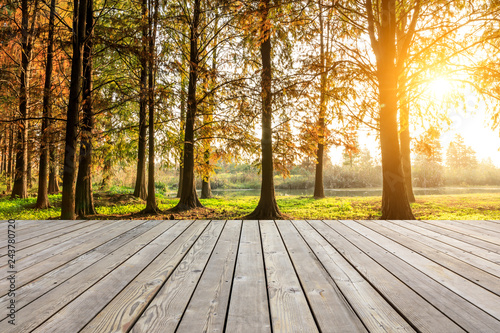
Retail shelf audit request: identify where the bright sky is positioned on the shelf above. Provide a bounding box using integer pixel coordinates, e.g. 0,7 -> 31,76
329,81 -> 500,167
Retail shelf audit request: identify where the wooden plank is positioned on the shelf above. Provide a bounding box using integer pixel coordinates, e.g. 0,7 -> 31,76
390,220 -> 500,267
130,220 -> 226,333
449,220 -> 500,236
343,220 -> 500,319
0,219 -> 89,249
37,220 -> 208,333
176,220 -> 242,332
323,220 -> 500,332
370,219 -> 500,278
0,219 -> 114,262
0,219 -> 164,311
225,220 -> 272,333
260,220 -> 319,333
421,220 -> 500,247
0,219 -> 124,274
457,220 -> 500,232
277,220 -> 367,332
0,220 -> 182,332
292,220 -> 415,332
309,220 -> 464,333
0,220 -> 144,290
405,220 -> 500,254
356,220 -> 500,295
78,220 -> 210,333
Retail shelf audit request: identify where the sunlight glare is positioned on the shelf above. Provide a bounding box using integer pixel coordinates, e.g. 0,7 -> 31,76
428,78 -> 452,101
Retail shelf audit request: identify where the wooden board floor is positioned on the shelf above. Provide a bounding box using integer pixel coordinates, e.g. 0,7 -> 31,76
1,219 -> 499,332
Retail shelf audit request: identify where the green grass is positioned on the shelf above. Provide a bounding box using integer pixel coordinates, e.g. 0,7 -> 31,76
1,191 -> 500,220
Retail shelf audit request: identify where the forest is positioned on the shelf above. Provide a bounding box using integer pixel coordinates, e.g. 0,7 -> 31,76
1,0 -> 500,220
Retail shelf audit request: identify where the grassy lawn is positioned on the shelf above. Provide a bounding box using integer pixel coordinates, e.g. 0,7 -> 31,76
1,191 -> 500,220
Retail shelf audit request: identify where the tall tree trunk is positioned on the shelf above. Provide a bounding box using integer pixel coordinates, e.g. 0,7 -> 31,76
373,0 -> 414,219
143,0 -> 160,213
246,0 -> 283,219
172,0 -> 203,211
314,0 -> 326,199
61,0 -> 88,219
12,0 -> 36,199
7,123 -> 14,193
36,0 -> 57,209
176,79 -> 186,198
48,136 -> 60,194
0,131 -> 5,174
399,86 -> 415,203
134,0 -> 148,200
75,0 -> 96,217
201,149 -> 211,199
200,10 -> 218,200
27,131 -> 32,189
100,157 -> 111,189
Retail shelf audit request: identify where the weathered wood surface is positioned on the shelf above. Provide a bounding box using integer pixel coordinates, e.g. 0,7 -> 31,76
0,219 -> 499,332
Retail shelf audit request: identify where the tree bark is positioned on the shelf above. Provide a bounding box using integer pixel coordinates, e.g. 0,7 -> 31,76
374,0 -> 414,219
61,0 -> 88,219
172,0 -> 203,211
7,123 -> 14,192
246,0 -> 283,219
399,90 -> 415,203
314,0 -> 326,199
143,0 -> 160,214
48,137 -> 60,194
176,79 -> 186,198
133,0 -> 148,200
75,0 -> 96,217
201,150 -> 212,199
36,0 -> 57,209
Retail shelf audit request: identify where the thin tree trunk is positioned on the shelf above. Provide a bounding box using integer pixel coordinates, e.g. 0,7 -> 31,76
133,0 -> 148,200
201,149 -> 211,198
399,88 -> 415,203
314,0 -> 326,199
36,0 -> 57,209
7,123 -> 14,192
143,0 -> 160,213
246,0 -> 283,219
61,0 -> 88,219
176,79 -> 186,198
75,0 -> 96,217
27,131 -> 32,189
172,0 -> 203,211
100,158 -> 111,189
376,0 -> 414,219
12,0 -> 35,199
48,136 -> 60,193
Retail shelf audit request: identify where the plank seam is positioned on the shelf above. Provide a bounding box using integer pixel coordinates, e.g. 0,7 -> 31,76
222,220 -> 244,333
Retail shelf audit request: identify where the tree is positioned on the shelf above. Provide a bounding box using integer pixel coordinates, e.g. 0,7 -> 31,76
313,0 -> 327,198
75,0 -> 96,217
12,0 -> 39,199
246,0 -> 283,219
366,0 -> 415,219
171,0 -> 204,211
61,0 -> 89,219
446,134 -> 477,169
36,0 -> 57,209
133,0 -> 148,200
142,0 -> 160,214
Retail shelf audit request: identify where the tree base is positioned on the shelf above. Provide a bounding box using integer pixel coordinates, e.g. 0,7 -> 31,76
169,200 -> 204,213
141,205 -> 161,215
34,202 -> 52,210
244,201 -> 283,220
